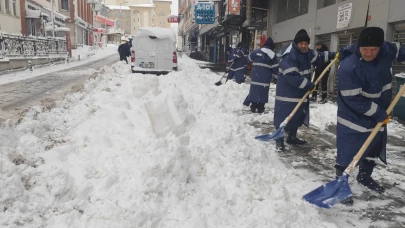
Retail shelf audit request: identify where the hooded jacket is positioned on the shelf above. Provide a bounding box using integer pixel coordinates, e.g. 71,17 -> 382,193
245,42 -> 279,103
336,42 -> 405,166
274,42 -> 335,129
227,46 -> 248,83
314,44 -> 331,73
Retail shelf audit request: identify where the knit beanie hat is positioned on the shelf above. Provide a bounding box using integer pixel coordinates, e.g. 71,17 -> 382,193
263,37 -> 276,50
358,27 -> 384,47
294,29 -> 310,44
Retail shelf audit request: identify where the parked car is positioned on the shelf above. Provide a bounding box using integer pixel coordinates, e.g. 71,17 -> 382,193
130,27 -> 178,75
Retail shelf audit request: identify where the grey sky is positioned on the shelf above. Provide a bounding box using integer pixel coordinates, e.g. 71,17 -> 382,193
171,0 -> 178,15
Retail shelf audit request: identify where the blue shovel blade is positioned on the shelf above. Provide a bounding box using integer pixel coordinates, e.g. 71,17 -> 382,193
215,81 -> 222,86
255,127 -> 285,141
303,173 -> 352,208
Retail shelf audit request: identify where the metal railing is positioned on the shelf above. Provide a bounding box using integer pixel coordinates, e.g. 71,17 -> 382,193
0,32 -> 67,59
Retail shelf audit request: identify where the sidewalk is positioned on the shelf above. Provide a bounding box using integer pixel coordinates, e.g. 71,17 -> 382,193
244,89 -> 405,227
0,44 -> 117,75
206,61 -> 405,226
0,45 -> 118,85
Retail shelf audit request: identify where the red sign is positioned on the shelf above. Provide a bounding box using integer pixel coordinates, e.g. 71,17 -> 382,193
168,15 -> 180,23
94,15 -> 115,26
228,0 -> 241,15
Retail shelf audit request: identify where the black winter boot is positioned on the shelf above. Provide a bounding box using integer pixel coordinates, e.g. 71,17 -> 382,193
310,91 -> 317,102
250,103 -> 257,113
318,92 -> 327,104
286,127 -> 307,145
335,164 -> 354,205
257,103 -> 265,114
356,161 -> 385,194
276,138 -> 285,152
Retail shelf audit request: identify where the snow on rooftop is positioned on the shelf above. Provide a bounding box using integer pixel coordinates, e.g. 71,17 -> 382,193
130,4 -> 154,7
105,5 -> 130,10
136,27 -> 176,43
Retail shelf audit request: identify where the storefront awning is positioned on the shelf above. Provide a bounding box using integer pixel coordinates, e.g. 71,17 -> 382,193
41,12 -> 50,18
93,28 -> 106,33
26,9 -> 41,18
55,27 -> 70,32
41,7 -> 67,26
94,15 -> 115,27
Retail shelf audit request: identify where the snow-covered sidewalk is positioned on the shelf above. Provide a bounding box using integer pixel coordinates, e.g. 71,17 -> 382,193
0,45 -> 118,85
1,56 -> 403,227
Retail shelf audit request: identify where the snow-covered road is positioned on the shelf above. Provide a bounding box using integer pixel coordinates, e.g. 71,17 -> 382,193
1,56 -> 404,227
0,45 -> 119,121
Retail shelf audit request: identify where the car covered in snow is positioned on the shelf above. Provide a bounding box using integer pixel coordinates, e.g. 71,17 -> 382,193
130,27 -> 178,75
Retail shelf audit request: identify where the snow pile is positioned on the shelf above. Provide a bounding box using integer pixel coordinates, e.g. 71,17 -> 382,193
137,27 -> 176,43
310,102 -> 338,131
0,57 -> 343,227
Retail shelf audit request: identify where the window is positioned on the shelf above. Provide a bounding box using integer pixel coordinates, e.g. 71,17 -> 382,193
276,0 -> 287,22
287,0 -> 299,20
61,0 -> 69,10
317,0 -> 336,9
0,0 -> 2,12
277,0 -> 308,23
300,0 -> 308,15
12,0 -> 16,16
5,0 -> 10,14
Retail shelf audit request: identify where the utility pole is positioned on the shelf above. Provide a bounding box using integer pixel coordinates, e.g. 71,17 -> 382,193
51,0 -> 55,37
104,0 -> 107,46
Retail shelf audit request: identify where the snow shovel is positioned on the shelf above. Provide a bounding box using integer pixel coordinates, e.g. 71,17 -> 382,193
303,82 -> 405,208
215,62 -> 234,86
255,58 -> 338,141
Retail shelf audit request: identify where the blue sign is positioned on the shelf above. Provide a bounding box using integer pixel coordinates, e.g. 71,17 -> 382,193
194,2 -> 215,24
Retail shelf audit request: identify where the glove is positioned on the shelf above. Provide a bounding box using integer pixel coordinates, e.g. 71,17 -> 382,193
306,82 -> 315,92
310,85 -> 317,93
382,115 -> 391,125
334,52 -> 340,62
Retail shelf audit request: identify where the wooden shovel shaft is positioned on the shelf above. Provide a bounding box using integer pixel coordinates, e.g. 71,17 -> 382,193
345,81 -> 405,174
282,58 -> 338,127
222,61 -> 235,83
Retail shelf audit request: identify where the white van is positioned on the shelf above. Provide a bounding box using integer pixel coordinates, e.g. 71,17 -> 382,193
130,27 -> 178,75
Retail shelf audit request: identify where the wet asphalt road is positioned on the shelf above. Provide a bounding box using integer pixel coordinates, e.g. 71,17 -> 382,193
0,55 -> 118,120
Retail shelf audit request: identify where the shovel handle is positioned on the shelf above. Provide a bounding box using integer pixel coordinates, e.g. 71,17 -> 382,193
311,70 -> 316,82
345,80 -> 405,174
220,61 -> 235,83
282,58 -> 338,127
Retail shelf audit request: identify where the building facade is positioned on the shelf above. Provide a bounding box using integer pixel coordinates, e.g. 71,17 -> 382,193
0,0 -> 22,34
105,5 -> 131,34
267,0 -> 405,93
180,0 -> 268,63
129,4 -> 154,35
181,0 -> 405,93
153,0 -> 171,28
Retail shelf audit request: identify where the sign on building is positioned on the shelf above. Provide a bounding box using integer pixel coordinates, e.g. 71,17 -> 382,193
336,3 -> 352,29
168,15 -> 180,23
194,2 -> 215,24
228,0 -> 240,15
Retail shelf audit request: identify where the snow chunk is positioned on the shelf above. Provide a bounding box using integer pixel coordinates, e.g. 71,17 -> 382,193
137,27 -> 176,43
